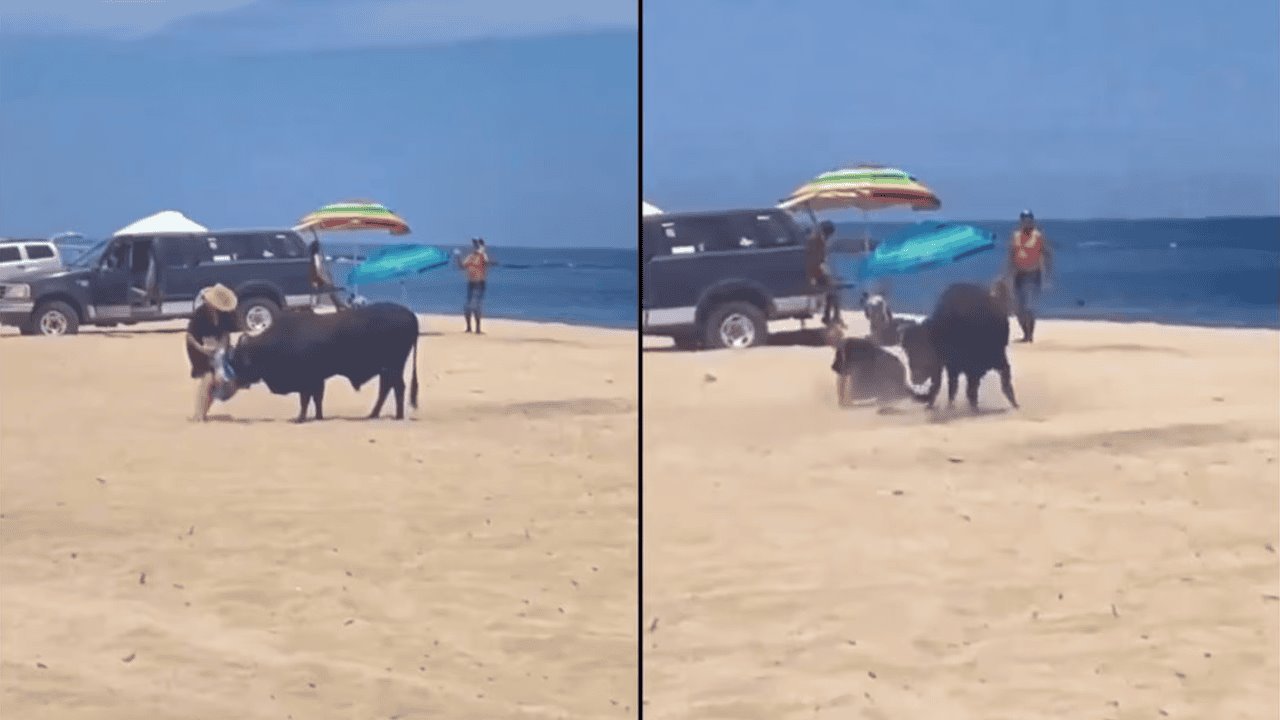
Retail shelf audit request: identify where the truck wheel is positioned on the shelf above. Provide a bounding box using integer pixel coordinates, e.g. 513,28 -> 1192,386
703,301 -> 767,349
239,297 -> 280,336
31,300 -> 80,336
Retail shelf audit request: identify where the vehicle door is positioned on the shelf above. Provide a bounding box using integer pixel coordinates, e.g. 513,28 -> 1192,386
257,231 -> 312,303
156,235 -> 212,314
89,238 -> 135,320
645,215 -> 736,318
21,243 -> 62,275
739,211 -> 814,303
122,237 -> 170,319
644,216 -> 722,314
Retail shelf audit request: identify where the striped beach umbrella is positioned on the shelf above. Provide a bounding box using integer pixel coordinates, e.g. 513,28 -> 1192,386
779,165 -> 940,214
296,200 -> 411,235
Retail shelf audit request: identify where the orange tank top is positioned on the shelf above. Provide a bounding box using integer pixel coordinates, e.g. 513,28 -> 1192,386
1012,229 -> 1044,272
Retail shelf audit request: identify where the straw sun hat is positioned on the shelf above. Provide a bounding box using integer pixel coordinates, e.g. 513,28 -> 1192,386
200,284 -> 238,313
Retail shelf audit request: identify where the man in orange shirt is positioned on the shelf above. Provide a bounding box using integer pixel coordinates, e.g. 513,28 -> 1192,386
457,237 -> 491,334
1005,210 -> 1053,343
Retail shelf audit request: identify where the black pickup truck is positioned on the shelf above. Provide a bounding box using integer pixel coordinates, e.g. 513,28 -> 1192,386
642,208 -> 824,349
0,228 -> 335,336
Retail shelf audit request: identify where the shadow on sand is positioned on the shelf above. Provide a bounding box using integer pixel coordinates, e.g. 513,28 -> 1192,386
644,327 -> 832,353
201,413 -> 422,425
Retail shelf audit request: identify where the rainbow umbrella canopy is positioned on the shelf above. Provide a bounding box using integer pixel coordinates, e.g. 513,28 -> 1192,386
296,200 -> 411,235
779,165 -> 940,214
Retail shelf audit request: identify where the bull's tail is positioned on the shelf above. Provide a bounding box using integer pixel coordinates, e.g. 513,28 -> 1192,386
409,333 -> 420,410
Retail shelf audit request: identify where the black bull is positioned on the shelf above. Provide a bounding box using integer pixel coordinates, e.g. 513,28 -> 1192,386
900,283 -> 1018,412
229,303 -> 420,422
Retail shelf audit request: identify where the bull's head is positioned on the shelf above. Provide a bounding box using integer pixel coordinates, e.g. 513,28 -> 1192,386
899,321 -> 940,386
227,335 -> 263,387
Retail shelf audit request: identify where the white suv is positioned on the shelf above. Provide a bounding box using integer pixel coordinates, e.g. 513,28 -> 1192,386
0,240 -> 63,281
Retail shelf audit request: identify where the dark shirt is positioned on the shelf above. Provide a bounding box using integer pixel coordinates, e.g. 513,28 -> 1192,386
186,310 -> 237,377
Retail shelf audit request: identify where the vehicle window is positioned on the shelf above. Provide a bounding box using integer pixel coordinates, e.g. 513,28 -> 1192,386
248,232 -> 305,260
683,217 -> 749,252
68,239 -> 108,268
0,246 -> 20,263
642,222 -> 670,261
647,213 -> 801,257
271,233 -> 306,258
204,235 -> 247,263
24,244 -> 56,260
162,236 -> 213,268
102,241 -> 132,270
129,241 -> 153,272
746,213 -> 800,247
243,234 -> 272,260
657,218 -> 723,255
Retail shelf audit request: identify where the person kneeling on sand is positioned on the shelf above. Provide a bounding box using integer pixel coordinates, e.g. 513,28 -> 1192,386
186,284 -> 240,422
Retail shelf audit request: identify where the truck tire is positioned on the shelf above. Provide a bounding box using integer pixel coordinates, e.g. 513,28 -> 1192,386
30,300 -> 80,336
702,301 -> 767,349
238,297 -> 280,336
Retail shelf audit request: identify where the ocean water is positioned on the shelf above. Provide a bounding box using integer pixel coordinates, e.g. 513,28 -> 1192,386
326,245 -> 637,329
827,217 -> 1280,329
46,217 -> 1279,330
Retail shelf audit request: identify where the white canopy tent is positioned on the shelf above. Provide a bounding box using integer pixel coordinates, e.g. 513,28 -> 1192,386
113,210 -> 208,237
642,201 -> 664,217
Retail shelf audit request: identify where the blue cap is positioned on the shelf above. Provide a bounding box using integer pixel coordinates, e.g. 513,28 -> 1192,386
1019,209 -> 1034,219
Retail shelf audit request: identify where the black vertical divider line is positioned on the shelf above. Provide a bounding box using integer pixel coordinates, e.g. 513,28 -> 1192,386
635,0 -> 646,716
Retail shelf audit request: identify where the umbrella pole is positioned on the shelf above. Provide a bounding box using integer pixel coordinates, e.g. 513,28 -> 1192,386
805,202 -> 821,232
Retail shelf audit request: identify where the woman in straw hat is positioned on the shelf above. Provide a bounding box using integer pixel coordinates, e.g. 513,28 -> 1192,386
186,284 -> 239,421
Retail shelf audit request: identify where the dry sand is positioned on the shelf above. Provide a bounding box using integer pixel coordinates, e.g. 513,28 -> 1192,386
643,318 -> 1279,720
0,315 -> 637,719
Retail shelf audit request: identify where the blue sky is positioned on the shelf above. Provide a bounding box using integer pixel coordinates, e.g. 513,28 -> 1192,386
0,0 -> 637,247
643,0 -> 1280,220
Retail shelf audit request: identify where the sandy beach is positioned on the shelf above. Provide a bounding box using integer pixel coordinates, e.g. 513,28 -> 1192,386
642,318 -> 1279,719
0,315 -> 637,719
